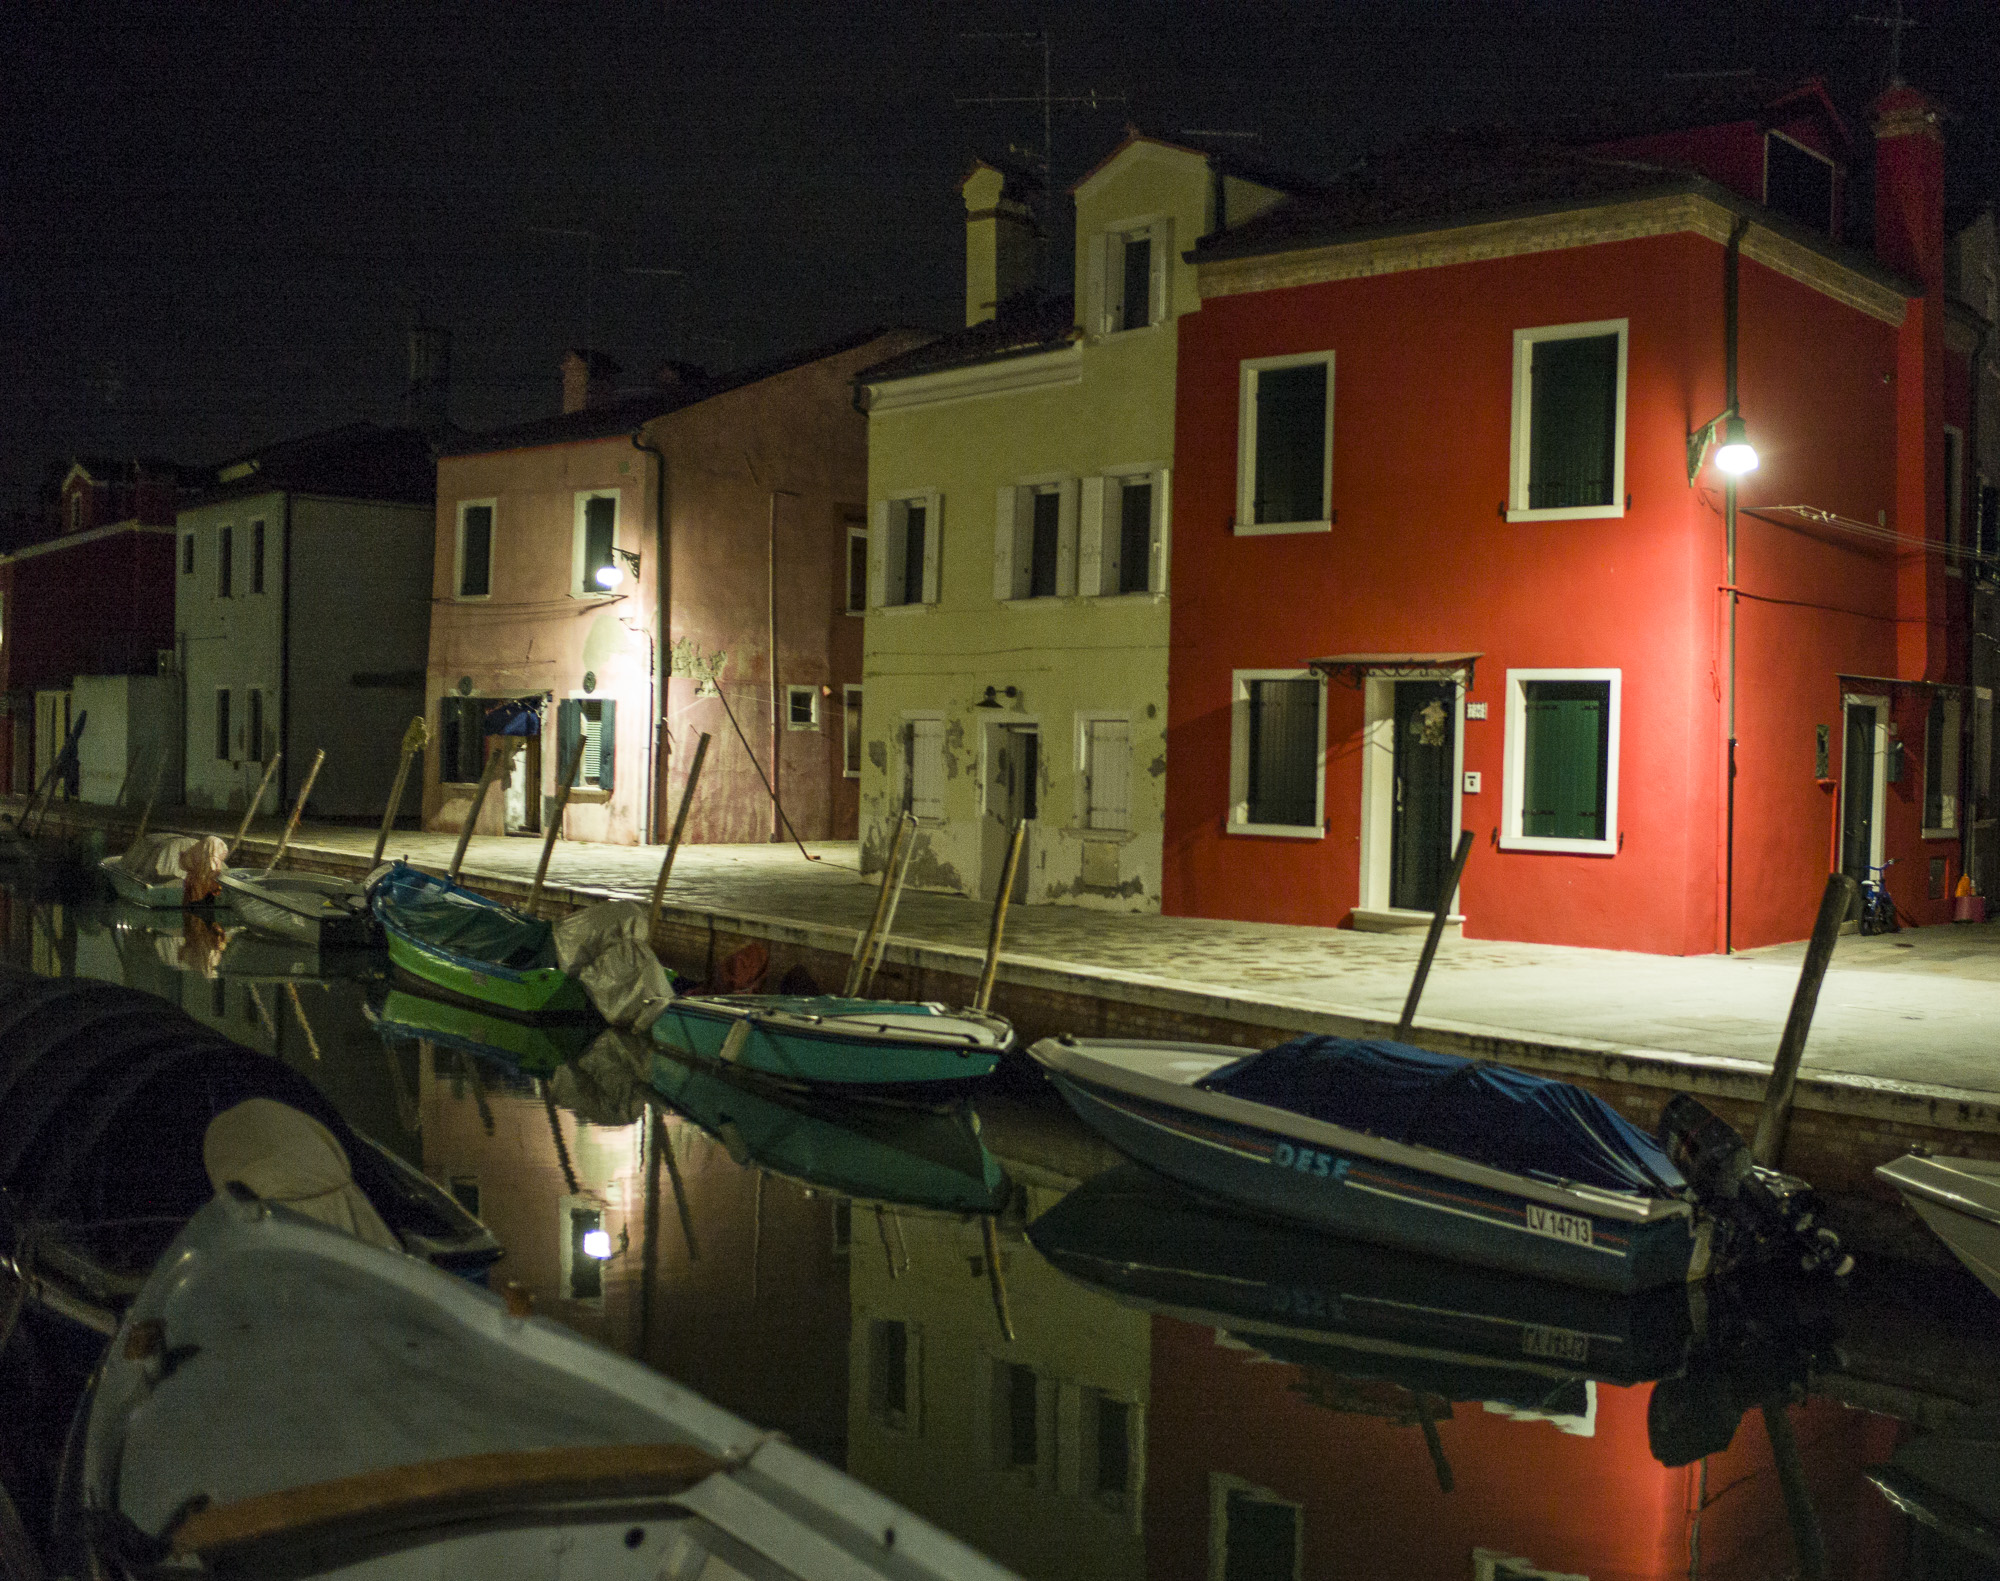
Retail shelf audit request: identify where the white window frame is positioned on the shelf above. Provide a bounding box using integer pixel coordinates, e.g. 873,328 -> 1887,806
1923,690 -> 1963,839
1500,667 -> 1622,855
994,477 -> 1078,602
786,684 -> 820,731
1507,319 -> 1628,522
1081,466 -> 1171,596
845,524 -> 869,615
903,712 -> 946,822
570,489 -> 621,598
1227,667 -> 1327,839
1842,693 -> 1890,874
1207,1473 -> 1302,1581
1944,425 -> 1965,577
455,498 -> 496,601
182,532 -> 196,579
862,1313 -> 922,1434
871,491 -> 942,610
249,518 -> 267,595
1090,215 -> 1174,337
842,684 -> 863,778
1235,352 -> 1335,536
1077,711 -> 1133,834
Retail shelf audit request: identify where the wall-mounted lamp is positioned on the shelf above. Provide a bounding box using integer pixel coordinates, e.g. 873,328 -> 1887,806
975,685 -> 1020,709
581,1224 -> 630,1261
1687,408 -> 1759,484
593,547 -> 643,589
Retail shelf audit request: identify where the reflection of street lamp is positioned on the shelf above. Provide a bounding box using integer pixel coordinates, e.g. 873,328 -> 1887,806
593,547 -> 642,589
1687,408 -> 1759,483
581,1227 -> 613,1260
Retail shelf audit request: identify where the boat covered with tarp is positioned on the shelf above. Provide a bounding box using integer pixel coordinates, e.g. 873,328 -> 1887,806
1030,1033 -> 1846,1293
368,861 -> 587,1019
100,833 -> 229,910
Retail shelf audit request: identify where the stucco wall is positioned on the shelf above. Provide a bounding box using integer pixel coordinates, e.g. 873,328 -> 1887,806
177,489 -> 289,814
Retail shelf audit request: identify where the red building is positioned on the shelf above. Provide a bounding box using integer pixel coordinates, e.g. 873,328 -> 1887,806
1164,83 -> 1984,953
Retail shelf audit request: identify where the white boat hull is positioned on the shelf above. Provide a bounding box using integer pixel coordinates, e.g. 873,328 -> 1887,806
221,868 -> 378,948
100,855 -> 187,909
1878,1152 -> 2000,1300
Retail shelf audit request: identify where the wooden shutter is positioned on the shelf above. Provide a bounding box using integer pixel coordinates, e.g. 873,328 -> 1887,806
1085,719 -> 1131,830
907,718 -> 945,820
1522,684 -> 1607,839
993,487 -> 1016,602
868,501 -> 889,607
1078,476 -> 1107,597
598,699 -> 615,791
1247,679 -> 1319,827
920,493 -> 941,605
557,700 -> 581,787
1149,466 -> 1172,594
1148,217 -> 1173,325
1086,231 -> 1109,335
1527,335 -> 1618,511
1055,479 -> 1079,597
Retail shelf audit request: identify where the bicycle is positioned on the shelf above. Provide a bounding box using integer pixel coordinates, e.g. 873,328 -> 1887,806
1858,859 -> 1899,936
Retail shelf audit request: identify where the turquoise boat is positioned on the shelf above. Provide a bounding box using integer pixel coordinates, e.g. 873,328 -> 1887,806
649,995 -> 1010,1099
368,862 -> 588,1020
650,1043 -> 1008,1214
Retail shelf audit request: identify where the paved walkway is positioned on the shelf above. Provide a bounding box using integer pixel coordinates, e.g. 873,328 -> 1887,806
72,802 -> 2000,1105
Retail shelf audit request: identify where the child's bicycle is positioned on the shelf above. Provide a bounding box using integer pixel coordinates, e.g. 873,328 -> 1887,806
1858,859 -> 1899,936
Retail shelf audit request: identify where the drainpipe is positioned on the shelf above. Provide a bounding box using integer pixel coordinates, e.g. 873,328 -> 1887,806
279,495 -> 293,808
1964,314 -> 1989,896
631,427 -> 671,844
1723,217 -> 1748,954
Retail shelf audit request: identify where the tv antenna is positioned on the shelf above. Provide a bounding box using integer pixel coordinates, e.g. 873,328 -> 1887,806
1853,0 -> 1920,86
531,226 -> 601,353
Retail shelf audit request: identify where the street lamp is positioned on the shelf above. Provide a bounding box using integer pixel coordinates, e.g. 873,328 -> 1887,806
1688,408 -> 1759,484
592,547 -> 643,589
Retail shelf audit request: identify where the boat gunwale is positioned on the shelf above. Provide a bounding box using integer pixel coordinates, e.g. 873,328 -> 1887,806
1030,1036 -> 1691,1226
373,879 -> 565,992
662,996 -> 1013,1054
1876,1155 -> 2000,1228
221,869 -> 366,921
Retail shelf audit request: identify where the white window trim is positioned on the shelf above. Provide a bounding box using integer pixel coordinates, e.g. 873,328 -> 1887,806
1359,670 -> 1466,913
1207,1473 -> 1302,1581
1500,667 -> 1622,855
1507,319 -> 1628,522
1944,425 -> 1965,577
786,684 -> 821,731
842,684 -> 863,778
995,476 -> 1078,603
182,532 -> 197,579
871,490 -> 942,611
1227,667 -> 1327,839
455,498 -> 496,602
248,518 -> 267,595
1090,214 -> 1174,339
570,489 -> 621,598
1923,691 -> 1962,839
979,714 -> 1042,822
1076,710 -> 1133,834
1235,352 -> 1335,536
845,525 -> 869,615
1843,693 -> 1890,873
1081,464 -> 1172,597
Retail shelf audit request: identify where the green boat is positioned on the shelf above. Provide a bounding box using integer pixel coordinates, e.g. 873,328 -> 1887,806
367,862 -> 589,1020
367,987 -> 595,1076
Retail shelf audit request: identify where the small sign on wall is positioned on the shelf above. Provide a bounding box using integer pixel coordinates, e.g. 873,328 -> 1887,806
1466,702 -> 1488,720
1463,771 -> 1483,793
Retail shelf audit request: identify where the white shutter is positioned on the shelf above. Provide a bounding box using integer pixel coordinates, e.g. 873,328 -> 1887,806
920,491 -> 942,605
993,486 -> 1016,603
1056,478 -> 1079,597
868,500 -> 889,608
1149,467 -> 1171,594
1078,476 -> 1106,597
1150,217 -> 1174,324
908,718 -> 945,821
1086,231 -> 1109,336
1086,719 -> 1131,830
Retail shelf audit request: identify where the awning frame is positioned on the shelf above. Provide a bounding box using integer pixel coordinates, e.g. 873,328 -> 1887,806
1307,652 -> 1482,690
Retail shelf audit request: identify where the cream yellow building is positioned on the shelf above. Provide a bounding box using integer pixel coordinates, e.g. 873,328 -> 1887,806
854,137 -> 1290,907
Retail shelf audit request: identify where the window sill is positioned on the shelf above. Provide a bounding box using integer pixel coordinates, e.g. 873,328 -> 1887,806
1921,827 -> 1959,841
1351,906 -> 1464,936
873,601 -> 933,616
1226,819 -> 1323,840
1504,503 -> 1624,523
1233,519 -> 1331,537
786,722 -> 820,732
1092,323 -> 1161,343
1089,588 -> 1166,603
569,787 -> 612,805
454,593 -> 493,603
844,608 -> 866,617
1498,833 -> 1616,856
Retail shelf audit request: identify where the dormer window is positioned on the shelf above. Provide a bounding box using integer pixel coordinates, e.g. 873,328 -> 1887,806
1764,131 -> 1836,237
1093,218 -> 1171,336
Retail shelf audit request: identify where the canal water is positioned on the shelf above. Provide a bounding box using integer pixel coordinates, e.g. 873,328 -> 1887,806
3,884 -> 1997,1581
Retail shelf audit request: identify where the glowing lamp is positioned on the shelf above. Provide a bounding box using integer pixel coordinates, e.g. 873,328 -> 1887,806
1713,415 -> 1758,476
581,1228 -> 613,1260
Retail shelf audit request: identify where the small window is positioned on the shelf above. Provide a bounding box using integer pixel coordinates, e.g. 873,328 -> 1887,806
995,481 -> 1076,601
1502,669 -> 1621,855
1209,1476 -> 1302,1581
1764,130 -> 1836,236
250,519 -> 266,594
458,501 -> 494,598
867,1318 -> 917,1431
1082,470 -> 1171,595
1117,479 -> 1153,593
1236,355 -> 1334,534
567,1205 -> 603,1301
574,492 -> 618,595
1945,427 -> 1965,576
843,685 -> 863,777
246,689 -> 263,764
1228,670 -> 1325,837
1003,1363 -> 1038,1469
215,688 -> 232,761
218,526 -> 234,598
1509,321 -> 1627,520
787,685 -> 819,730
1091,1392 -> 1134,1504
558,697 -> 616,791
846,524 -> 869,614
1082,716 -> 1131,831
1095,217 -> 1171,335
904,717 -> 945,821
874,494 -> 940,608
182,533 -> 195,576
1924,691 -> 1962,837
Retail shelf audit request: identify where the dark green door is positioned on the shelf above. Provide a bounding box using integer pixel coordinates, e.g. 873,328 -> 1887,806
1391,681 -> 1456,911
1841,702 -> 1877,883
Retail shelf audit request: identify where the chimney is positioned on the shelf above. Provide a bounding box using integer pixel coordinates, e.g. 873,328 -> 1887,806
562,349 -> 623,414
404,324 -> 452,438
1871,84 -> 1945,291
961,160 -> 1039,327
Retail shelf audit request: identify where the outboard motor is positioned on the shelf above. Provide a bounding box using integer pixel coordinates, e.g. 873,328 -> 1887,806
1658,1094 -> 1852,1279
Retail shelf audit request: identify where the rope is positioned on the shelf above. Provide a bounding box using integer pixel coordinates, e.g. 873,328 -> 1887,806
707,684 -> 823,865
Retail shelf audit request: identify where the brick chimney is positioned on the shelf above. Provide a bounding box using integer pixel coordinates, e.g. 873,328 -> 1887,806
1873,84 -> 1949,680
562,349 -> 623,414
961,160 -> 1039,327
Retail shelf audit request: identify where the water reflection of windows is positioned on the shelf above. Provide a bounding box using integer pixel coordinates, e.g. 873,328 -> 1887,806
1209,1473 -> 1301,1581
1473,1550 -> 1586,1581
831,1198 -> 852,1258
449,1176 -> 480,1218
1006,1363 -> 1039,1469
867,1317 -> 920,1432
567,1204 -> 604,1301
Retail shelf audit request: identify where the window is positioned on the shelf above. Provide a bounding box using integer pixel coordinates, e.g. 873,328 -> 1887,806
843,685 -> 863,777
438,696 -> 486,784
846,523 -> 869,614
458,500 -> 494,598
573,492 -> 618,595
872,493 -> 940,608
1764,130 -> 1836,236
786,685 -> 819,730
1236,354 -> 1334,534
1208,1475 -> 1302,1581
566,1203 -> 604,1302
218,525 -> 234,598
1980,477 -> 1998,565
182,534 -> 195,576
1000,1363 -> 1039,1469
1502,669 -> 1621,855
1082,469 -> 1171,595
246,689 -> 263,763
215,689 -> 232,761
867,1318 -> 918,1431
1945,427 -> 1965,576
1092,217 -> 1171,335
904,716 -> 945,821
250,519 -> 266,594
995,481 -> 1077,601
1473,1551 -> 1587,1581
1228,670 -> 1325,837
1093,1395 -> 1133,1502
1509,321 -> 1627,520
449,1177 -> 480,1217
1081,716 -> 1131,831
557,698 -> 615,791
1924,691 -> 1962,837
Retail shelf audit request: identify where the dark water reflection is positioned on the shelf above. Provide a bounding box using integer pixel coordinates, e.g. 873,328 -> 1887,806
4,884 -> 1997,1581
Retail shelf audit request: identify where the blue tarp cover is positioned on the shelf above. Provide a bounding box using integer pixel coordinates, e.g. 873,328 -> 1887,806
1199,1035 -> 1685,1197
483,699 -> 541,736
371,863 -> 554,971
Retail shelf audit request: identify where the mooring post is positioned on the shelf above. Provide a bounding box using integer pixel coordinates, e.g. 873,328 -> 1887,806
227,753 -> 283,860
447,738 -> 514,882
261,748 -> 325,875
974,820 -> 1028,1013
845,813 -> 912,997
372,716 -> 429,867
1752,872 -> 1857,1168
648,731 -> 711,932
527,733 -> 587,913
1396,828 -> 1475,1039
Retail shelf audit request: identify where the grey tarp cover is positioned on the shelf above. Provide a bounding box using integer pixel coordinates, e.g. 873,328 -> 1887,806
553,901 -> 674,1031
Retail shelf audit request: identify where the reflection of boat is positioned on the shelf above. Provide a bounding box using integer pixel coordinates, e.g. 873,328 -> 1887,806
1876,1152 -> 2000,1300
0,969 -> 500,1336
66,1193 -> 1025,1581
650,1043 -> 1009,1213
1030,1035 -> 1845,1293
649,994 -> 1010,1098
221,867 -> 379,948
369,862 -> 587,1018
1868,1408 -> 2000,1567
100,858 -> 186,908
366,987 -> 594,1076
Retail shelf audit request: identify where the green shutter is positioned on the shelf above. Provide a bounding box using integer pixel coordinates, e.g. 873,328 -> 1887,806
1253,364 -> 1327,525
1522,682 -> 1609,839
1528,334 -> 1618,510
597,699 -> 615,791
557,699 -> 581,784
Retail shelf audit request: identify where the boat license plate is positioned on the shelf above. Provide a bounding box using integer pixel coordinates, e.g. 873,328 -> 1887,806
1521,1325 -> 1591,1365
1524,1204 -> 1594,1246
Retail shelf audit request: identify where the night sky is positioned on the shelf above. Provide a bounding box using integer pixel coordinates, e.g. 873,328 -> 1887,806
4,0 -> 1994,525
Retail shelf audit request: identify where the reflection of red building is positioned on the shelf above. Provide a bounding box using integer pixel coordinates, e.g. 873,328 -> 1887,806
1164,82 -> 1985,951
1142,1315 -> 1903,1580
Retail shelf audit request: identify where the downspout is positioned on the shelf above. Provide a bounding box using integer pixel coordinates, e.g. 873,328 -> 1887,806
631,427 -> 671,844
279,495 -> 293,809
1964,313 -> 1989,897
1723,217 -> 1748,955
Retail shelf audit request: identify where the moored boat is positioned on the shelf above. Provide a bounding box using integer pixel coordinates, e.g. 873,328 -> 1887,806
99,832 -> 227,909
366,986 -> 594,1076
649,993 -> 1011,1099
1876,1151 -> 2000,1300
368,861 -> 588,1019
220,866 -> 379,947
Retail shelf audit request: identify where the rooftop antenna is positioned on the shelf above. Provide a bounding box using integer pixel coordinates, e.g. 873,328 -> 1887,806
1853,0 -> 1920,86
531,226 -> 601,353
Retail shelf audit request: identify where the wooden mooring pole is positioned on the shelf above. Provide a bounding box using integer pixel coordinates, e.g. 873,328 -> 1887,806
845,814 -> 913,997
1396,828 -> 1475,1040
261,748 -> 325,875
974,821 -> 1027,1013
372,716 -> 429,867
227,753 -> 283,859
527,734 -> 587,914
648,732 -> 711,932
1751,872 -> 1856,1168
447,738 -> 515,882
